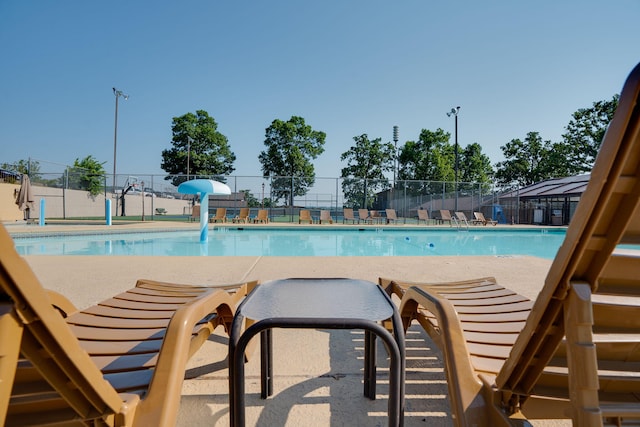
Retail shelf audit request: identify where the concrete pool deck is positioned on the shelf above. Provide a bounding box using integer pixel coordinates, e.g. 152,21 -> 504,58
5,220 -> 569,426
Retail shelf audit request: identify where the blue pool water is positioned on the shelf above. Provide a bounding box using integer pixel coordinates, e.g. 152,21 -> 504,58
12,228 -> 567,258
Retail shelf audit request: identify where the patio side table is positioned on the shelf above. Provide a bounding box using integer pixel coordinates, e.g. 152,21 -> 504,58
228,278 -> 405,427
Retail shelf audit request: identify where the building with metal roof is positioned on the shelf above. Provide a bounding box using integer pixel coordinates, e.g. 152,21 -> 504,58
498,174 -> 590,225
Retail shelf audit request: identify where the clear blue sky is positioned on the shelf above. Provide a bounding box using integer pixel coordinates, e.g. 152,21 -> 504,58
1,1 -> 639,182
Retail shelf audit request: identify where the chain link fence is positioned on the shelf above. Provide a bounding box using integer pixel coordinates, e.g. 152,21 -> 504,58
3,158 -> 529,224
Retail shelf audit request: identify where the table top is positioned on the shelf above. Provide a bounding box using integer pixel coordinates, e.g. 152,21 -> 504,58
239,278 -> 395,322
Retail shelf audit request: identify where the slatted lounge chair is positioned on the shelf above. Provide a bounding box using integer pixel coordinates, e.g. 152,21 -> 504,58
454,211 -> 470,227
252,209 -> 269,224
381,62 -> 640,427
438,209 -> 454,226
473,211 -> 497,226
417,209 -> 430,225
319,210 -> 333,224
0,224 -> 257,427
385,209 -> 401,225
232,207 -> 250,223
358,209 -> 373,224
343,208 -> 357,224
370,210 -> 384,224
299,209 -> 314,224
189,204 -> 200,222
209,207 -> 227,223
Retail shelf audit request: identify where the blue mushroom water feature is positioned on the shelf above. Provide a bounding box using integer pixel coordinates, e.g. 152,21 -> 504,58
177,179 -> 231,242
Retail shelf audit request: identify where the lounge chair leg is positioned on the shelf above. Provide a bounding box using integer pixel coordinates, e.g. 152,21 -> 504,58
564,283 -> 602,426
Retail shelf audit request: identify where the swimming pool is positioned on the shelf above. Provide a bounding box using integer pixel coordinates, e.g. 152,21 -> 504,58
12,227 -> 567,258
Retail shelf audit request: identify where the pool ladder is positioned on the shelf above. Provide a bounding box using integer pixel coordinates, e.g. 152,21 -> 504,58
453,216 -> 469,231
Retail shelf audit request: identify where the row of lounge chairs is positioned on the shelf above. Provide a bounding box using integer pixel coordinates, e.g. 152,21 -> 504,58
2,62 -> 639,427
192,206 -> 496,227
190,207 -> 270,224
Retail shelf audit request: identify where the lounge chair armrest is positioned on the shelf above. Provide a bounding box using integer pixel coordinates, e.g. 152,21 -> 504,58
399,286 -> 485,425
136,287 -> 238,426
45,290 -> 78,317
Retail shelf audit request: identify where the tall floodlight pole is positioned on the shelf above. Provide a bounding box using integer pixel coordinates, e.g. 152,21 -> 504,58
112,87 -> 129,197
393,126 -> 399,185
446,106 -> 460,211
392,125 -> 399,211
186,136 -> 193,181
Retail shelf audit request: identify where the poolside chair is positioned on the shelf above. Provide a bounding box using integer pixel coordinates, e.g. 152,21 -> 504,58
381,62 -> 640,426
189,204 -> 200,222
385,209 -> 402,225
233,207 -> 250,224
454,211 -> 470,227
473,211 -> 497,226
358,209 -> 373,224
370,210 -> 384,224
438,209 -> 454,226
417,209 -> 430,225
299,209 -> 314,224
0,223 -> 257,427
209,207 -> 227,223
252,209 -> 269,224
343,208 -> 357,224
319,210 -> 333,224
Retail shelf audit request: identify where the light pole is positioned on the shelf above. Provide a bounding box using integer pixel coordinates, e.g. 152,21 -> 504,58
112,87 -> 129,197
186,136 -> 193,181
392,125 -> 399,211
447,106 -> 460,211
393,125 -> 399,185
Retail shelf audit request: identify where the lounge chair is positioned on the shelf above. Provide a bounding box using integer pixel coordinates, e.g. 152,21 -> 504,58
232,207 -> 250,223
252,209 -> 269,224
473,211 -> 497,226
358,209 -> 373,224
381,62 -> 640,426
342,208 -> 357,224
189,204 -> 200,222
0,223 -> 256,427
454,211 -> 470,227
438,209 -> 454,226
209,207 -> 227,223
385,208 -> 401,225
417,209 -> 430,225
370,210 -> 384,224
299,209 -> 314,224
319,210 -> 333,224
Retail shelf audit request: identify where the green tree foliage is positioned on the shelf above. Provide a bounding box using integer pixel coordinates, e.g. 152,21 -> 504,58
459,142 -> 494,191
161,110 -> 236,187
398,128 -> 453,181
495,132 -> 554,186
239,189 -> 260,208
340,134 -> 394,208
67,155 -> 106,196
561,95 -> 619,174
258,116 -> 326,205
1,159 -> 41,183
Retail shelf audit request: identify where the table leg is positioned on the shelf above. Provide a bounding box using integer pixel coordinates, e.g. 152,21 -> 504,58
364,330 -> 377,399
260,329 -> 273,398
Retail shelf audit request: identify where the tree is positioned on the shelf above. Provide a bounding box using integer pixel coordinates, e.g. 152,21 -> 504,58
397,128 -> 456,195
340,134 -> 394,208
561,95 -> 619,174
459,142 -> 494,191
495,132 -> 553,186
258,116 -> 326,205
239,189 -> 260,208
1,159 -> 41,183
67,155 -> 106,196
161,110 -> 236,187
